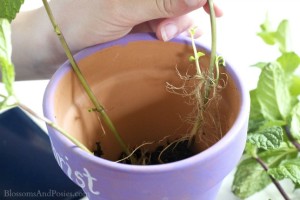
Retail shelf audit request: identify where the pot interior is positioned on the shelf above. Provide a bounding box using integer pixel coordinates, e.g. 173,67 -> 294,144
52,40 -> 241,161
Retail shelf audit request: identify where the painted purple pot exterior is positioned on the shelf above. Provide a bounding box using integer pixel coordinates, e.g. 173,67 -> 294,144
43,33 -> 250,200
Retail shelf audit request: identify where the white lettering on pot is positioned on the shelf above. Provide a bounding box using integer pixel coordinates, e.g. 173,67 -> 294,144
52,147 -> 100,195
75,170 -> 85,188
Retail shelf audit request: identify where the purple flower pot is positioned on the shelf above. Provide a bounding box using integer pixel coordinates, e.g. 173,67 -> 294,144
43,33 -> 250,200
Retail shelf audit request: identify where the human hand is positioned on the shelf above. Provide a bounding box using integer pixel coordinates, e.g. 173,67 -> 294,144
49,0 -> 223,52
12,0 -> 222,79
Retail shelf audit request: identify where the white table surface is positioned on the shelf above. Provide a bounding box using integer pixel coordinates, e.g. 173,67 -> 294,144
2,0 -> 300,199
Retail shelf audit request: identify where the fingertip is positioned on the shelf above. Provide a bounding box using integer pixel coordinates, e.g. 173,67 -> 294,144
214,4 -> 224,17
203,3 -> 223,17
160,23 -> 179,41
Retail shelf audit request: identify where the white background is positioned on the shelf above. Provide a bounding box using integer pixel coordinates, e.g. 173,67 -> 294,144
2,0 -> 300,199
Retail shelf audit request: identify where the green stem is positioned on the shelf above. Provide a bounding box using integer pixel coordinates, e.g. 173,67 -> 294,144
17,102 -> 92,154
204,0 -> 217,103
42,0 -> 130,156
285,125 -> 300,151
189,32 -> 203,145
255,156 -> 290,200
188,0 -> 217,144
190,31 -> 202,76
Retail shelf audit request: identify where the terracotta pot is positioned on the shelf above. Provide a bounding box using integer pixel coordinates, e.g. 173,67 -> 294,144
43,33 -> 250,200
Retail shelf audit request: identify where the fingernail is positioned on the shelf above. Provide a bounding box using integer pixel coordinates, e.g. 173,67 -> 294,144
161,23 -> 178,41
184,0 -> 201,7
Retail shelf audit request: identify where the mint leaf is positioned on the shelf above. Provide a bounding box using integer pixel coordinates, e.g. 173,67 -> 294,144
257,18 -> 291,53
289,102 -> 300,140
0,19 -> 11,61
248,126 -> 283,150
274,20 -> 291,53
256,62 -> 291,120
233,148 -> 297,199
232,157 -> 271,199
0,18 -> 15,109
289,75 -> 300,97
257,15 -> 276,45
249,89 -> 263,120
268,159 -> 300,185
277,52 -> 300,75
248,118 -> 265,133
0,0 -> 25,22
261,148 -> 298,168
244,142 -> 257,157
251,62 -> 268,70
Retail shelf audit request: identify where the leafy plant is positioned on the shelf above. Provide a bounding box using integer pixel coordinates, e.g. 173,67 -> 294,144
232,17 -> 300,200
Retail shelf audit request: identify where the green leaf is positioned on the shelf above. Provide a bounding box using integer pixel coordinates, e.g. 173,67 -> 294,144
196,52 -> 205,59
257,32 -> 276,46
261,148 -> 298,168
289,102 -> 300,140
189,52 -> 205,62
251,62 -> 268,69
189,27 -> 197,36
295,182 -> 300,190
289,75 -> 300,97
244,142 -> 258,157
233,148 -> 297,199
0,95 -> 6,109
248,126 -> 283,150
0,18 -> 11,61
256,62 -> 291,120
259,120 -> 287,129
257,15 -> 276,45
0,0 -> 25,22
189,55 -> 195,62
249,89 -> 263,120
276,52 -> 300,75
0,18 -> 15,106
274,20 -> 291,53
268,159 -> 300,185
216,55 -> 225,67
248,117 -> 265,133
232,157 -> 271,199
257,18 -> 291,53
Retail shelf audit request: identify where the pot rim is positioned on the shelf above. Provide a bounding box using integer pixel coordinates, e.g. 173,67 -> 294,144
43,32 -> 250,173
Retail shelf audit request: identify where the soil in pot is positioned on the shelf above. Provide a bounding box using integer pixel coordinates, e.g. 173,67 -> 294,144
93,138 -> 195,165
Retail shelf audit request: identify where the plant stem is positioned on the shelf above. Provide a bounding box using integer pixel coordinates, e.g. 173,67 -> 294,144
42,0 -> 130,156
255,156 -> 290,200
17,102 -> 92,154
284,125 -> 300,151
204,0 -> 217,103
190,31 -> 202,76
187,0 -> 218,145
188,32 -> 203,146
208,0 -> 217,74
